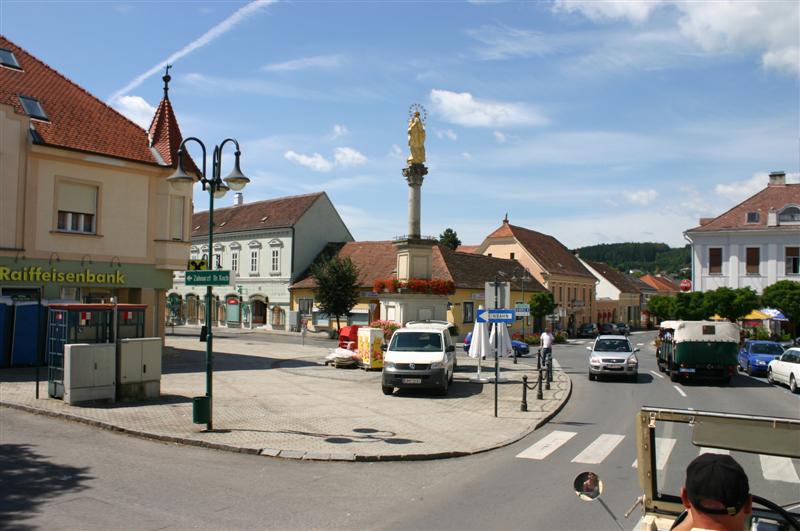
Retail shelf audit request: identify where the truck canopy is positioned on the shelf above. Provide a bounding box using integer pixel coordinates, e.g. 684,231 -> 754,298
674,320 -> 739,343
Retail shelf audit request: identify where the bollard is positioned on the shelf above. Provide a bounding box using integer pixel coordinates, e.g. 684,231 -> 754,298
521,375 -> 528,411
547,353 -> 553,384
537,348 -> 541,370
537,365 -> 544,399
513,348 -> 517,365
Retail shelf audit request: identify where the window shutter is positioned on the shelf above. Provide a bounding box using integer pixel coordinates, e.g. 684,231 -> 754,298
58,182 -> 97,214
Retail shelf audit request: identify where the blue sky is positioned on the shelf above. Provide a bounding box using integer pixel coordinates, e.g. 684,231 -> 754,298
3,1 -> 798,248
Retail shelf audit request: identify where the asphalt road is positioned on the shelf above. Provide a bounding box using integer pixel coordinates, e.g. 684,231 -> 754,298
3,331 -> 798,530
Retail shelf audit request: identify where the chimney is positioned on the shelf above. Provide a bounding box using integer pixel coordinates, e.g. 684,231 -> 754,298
699,218 -> 713,226
768,171 -> 786,186
234,192 -> 243,206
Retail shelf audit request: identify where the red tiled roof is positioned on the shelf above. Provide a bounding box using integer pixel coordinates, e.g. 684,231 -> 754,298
639,274 -> 679,293
485,221 -> 594,279
438,246 -> 546,291
686,182 -> 800,233
455,244 -> 479,254
585,260 -> 643,293
147,94 -> 197,173
0,35 -> 160,165
193,192 -> 324,237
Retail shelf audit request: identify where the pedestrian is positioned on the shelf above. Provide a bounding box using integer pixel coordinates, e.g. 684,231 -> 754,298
673,453 -> 752,531
541,327 -> 555,367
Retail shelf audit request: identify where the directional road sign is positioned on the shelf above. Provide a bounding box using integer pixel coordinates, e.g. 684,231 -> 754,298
477,308 -> 516,324
514,303 -> 530,317
185,270 -> 231,286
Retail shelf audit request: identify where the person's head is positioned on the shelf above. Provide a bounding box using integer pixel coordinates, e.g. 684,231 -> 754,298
680,453 -> 751,530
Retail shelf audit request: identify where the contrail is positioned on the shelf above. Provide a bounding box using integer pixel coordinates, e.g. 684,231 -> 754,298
109,0 -> 275,102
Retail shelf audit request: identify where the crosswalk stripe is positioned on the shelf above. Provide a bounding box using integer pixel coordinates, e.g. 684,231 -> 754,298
571,434 -> 625,464
633,438 -> 676,470
760,455 -> 800,484
699,447 -> 730,455
516,430 -> 576,460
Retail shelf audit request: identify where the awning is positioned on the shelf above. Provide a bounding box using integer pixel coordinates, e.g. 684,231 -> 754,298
760,308 -> 788,321
742,309 -> 770,320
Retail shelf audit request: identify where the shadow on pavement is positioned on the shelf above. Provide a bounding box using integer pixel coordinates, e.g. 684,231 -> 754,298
392,381 -> 484,400
676,374 -> 773,389
0,444 -> 92,530
162,349 -> 320,375
225,427 -> 423,445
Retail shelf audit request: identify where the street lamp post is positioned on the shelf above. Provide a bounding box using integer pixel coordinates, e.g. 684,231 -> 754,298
167,137 -> 250,432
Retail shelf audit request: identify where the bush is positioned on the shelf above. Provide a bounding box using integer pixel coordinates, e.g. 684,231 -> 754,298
554,332 -> 568,344
525,333 -> 541,346
370,320 -> 400,340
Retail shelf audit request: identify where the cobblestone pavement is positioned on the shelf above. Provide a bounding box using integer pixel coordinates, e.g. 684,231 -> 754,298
0,331 -> 571,461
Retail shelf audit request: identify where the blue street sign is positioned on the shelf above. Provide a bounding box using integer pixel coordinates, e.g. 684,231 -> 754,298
476,308 -> 516,323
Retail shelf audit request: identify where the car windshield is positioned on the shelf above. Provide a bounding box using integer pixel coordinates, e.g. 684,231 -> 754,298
751,343 -> 783,355
390,332 -> 442,352
593,339 -> 631,352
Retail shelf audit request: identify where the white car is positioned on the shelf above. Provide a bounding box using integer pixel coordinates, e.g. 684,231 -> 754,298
587,335 -> 639,381
767,347 -> 800,393
381,320 -> 457,396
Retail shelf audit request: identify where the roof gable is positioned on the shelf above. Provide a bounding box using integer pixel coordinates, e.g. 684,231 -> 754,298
686,183 -> 800,233
585,260 -> 642,293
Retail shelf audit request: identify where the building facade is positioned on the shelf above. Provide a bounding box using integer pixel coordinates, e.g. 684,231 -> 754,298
170,192 -> 353,329
580,259 -> 650,327
684,172 -> 800,294
0,36 -> 191,339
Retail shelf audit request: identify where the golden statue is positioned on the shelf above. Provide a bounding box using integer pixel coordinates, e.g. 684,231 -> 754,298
407,110 -> 426,165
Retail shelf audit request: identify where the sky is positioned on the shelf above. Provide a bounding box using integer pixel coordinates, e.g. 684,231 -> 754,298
3,0 -> 799,249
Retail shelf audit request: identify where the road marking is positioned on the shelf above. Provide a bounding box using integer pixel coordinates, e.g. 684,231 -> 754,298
636,343 -> 644,346
631,438 -> 676,470
760,455 -> 800,484
649,370 -> 664,379
699,447 -> 729,455
572,434 -> 625,464
673,385 -> 687,397
516,430 -> 576,460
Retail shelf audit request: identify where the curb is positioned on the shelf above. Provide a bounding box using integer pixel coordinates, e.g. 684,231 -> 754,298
1,372 -> 572,462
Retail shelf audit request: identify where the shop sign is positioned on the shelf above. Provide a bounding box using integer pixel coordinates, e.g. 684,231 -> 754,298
227,297 -> 239,305
0,266 -> 125,285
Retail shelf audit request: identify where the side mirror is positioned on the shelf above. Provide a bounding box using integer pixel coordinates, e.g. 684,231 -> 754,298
586,346 -> 592,351
633,348 -> 640,353
381,344 -> 387,352
573,471 -> 603,501
446,345 -> 455,352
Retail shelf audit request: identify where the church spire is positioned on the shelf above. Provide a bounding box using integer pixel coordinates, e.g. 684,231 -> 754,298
162,64 -> 172,100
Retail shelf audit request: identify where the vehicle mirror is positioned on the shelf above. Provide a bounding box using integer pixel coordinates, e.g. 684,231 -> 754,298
381,343 -> 387,352
573,471 -> 603,501
586,346 -> 592,351
447,345 -> 455,352
633,348 -> 640,353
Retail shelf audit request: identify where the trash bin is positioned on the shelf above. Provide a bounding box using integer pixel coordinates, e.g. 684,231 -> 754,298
192,396 -> 210,424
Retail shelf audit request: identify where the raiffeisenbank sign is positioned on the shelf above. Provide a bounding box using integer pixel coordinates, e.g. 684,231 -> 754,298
0,266 -> 125,285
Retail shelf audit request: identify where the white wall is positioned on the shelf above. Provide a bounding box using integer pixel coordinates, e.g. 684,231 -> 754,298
292,193 -> 354,281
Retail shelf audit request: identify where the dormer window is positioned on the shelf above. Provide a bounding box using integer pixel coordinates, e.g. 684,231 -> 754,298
0,48 -> 21,69
19,95 -> 48,121
746,212 -> 760,223
778,206 -> 800,223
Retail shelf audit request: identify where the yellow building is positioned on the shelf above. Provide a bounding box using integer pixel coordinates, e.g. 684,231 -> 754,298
0,36 -> 192,340
474,217 -> 597,335
289,241 -> 545,339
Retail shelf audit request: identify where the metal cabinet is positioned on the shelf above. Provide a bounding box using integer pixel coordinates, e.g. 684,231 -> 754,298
63,343 -> 116,405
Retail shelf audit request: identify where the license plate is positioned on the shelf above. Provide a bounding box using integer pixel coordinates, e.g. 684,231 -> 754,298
606,364 -> 622,369
679,368 -> 696,373
402,378 -> 422,384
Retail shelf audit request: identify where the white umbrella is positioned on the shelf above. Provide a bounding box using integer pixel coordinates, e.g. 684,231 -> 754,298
488,322 -> 514,382
468,305 -> 491,383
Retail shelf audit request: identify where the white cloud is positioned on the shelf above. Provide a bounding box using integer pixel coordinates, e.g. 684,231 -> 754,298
553,0 -> 800,75
111,95 -> 156,129
389,144 -> 404,159
262,54 -> 345,72
109,0 -> 274,102
429,89 -> 548,128
333,147 -> 367,167
435,128 -> 458,141
331,124 -> 349,138
623,189 -> 658,205
461,152 -> 473,160
300,175 -> 377,192
284,151 -> 334,172
493,131 -> 506,143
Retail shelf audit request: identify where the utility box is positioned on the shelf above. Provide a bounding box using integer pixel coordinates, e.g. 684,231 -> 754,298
63,343 -> 116,405
117,338 -> 162,401
357,327 -> 384,370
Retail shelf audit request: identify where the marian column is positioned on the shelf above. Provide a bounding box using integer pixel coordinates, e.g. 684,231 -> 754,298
403,109 -> 427,239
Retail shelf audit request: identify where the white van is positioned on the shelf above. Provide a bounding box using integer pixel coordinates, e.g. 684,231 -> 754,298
381,321 -> 457,396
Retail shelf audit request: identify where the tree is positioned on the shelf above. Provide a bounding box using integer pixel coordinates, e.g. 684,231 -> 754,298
529,291 -> 556,332
647,295 -> 676,321
674,291 -> 708,320
438,228 -> 461,250
762,280 -> 800,336
703,287 -> 760,322
311,255 -> 361,331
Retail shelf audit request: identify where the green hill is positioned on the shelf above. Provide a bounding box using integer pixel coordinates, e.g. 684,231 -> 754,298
577,243 -> 690,277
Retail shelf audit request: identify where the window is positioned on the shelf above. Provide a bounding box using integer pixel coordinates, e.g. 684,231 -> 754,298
487,253 -> 492,257
298,298 -> 314,316
231,252 -> 239,273
0,48 -> 21,69
708,248 -> 722,275
271,248 -> 280,273
169,196 -> 184,240
746,247 -> 760,275
250,250 -> 259,274
19,95 -> 48,121
56,182 -> 97,234
779,206 -> 800,223
558,286 -> 563,302
463,302 -> 474,324
213,254 -> 222,270
786,247 -> 799,275
510,252 -> 515,260
746,212 -> 760,223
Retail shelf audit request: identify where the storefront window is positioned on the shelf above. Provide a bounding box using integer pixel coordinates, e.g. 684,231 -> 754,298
463,301 -> 474,323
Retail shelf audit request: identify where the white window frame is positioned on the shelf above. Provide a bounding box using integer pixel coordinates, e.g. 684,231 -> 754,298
250,250 -> 259,275
271,248 -> 280,273
786,246 -> 800,275
57,211 -> 95,234
231,251 -> 239,273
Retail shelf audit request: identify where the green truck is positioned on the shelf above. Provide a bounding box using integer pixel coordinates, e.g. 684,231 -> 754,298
656,320 -> 740,384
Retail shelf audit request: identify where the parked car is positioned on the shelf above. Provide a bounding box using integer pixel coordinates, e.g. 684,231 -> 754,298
381,321 -> 457,395
767,347 -> 800,393
614,323 -> 630,335
577,323 -> 599,338
463,331 -> 530,357
599,323 -> 617,335
738,339 -> 784,376
587,334 -> 639,381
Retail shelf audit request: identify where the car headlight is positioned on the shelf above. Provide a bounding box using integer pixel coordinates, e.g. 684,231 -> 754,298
627,354 -> 638,365
384,361 -> 396,370
430,360 -> 445,369
756,360 -> 766,365
590,355 -> 602,365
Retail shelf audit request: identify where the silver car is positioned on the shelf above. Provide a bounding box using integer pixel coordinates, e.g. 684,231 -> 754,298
587,335 -> 639,381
